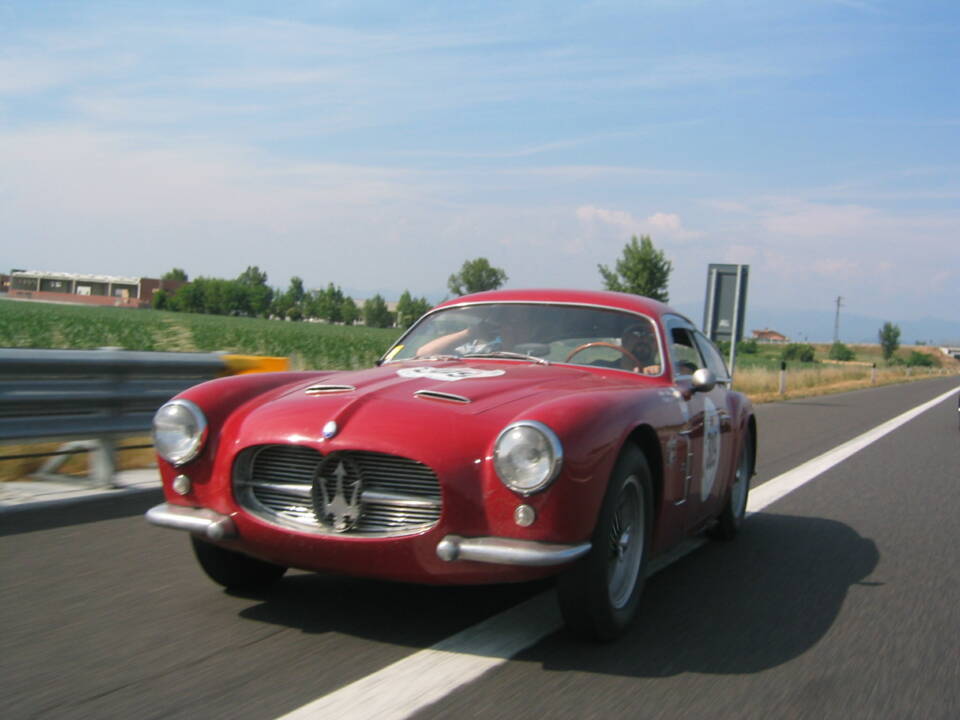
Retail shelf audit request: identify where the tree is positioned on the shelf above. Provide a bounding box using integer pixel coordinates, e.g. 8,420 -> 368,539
363,294 -> 393,328
286,276 -> 305,306
313,283 -> 345,323
905,351 -> 935,368
448,258 -> 508,296
151,288 -> 169,310
162,268 -> 188,282
237,266 -> 267,286
782,343 -> 816,363
395,290 -> 432,329
828,341 -> 855,362
598,235 -> 672,302
236,266 -> 272,317
341,297 -> 360,325
410,296 -> 431,322
878,322 -> 901,360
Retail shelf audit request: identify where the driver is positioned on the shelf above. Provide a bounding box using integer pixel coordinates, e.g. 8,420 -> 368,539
620,324 -> 661,375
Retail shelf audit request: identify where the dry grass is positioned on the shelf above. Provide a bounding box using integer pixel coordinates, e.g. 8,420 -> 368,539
0,437 -> 156,483
735,363 -> 960,404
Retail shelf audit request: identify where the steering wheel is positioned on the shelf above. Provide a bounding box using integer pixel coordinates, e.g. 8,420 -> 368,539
565,342 -> 643,371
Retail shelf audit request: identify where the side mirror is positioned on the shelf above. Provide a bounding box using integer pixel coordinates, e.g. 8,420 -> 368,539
691,368 -> 717,393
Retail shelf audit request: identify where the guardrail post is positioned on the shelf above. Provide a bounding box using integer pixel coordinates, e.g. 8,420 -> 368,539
91,438 -> 118,488
871,363 -> 877,385
778,361 -> 787,396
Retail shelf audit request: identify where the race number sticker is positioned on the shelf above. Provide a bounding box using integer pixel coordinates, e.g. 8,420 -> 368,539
701,396 -> 722,501
396,367 -> 505,382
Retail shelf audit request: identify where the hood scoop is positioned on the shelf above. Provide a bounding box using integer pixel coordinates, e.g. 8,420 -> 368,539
305,384 -> 356,396
413,389 -> 472,404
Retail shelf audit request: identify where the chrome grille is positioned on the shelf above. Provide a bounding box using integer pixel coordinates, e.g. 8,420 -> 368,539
234,445 -> 442,536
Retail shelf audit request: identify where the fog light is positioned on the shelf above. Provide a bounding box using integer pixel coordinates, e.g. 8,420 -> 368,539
172,474 -> 192,496
514,504 -> 536,527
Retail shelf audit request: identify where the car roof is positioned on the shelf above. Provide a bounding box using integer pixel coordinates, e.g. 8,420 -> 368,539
433,288 -> 676,319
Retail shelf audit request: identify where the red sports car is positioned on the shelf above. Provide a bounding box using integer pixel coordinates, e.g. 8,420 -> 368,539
147,289 -> 756,640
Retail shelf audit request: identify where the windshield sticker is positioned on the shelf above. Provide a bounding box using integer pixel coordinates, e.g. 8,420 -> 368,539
396,367 -> 506,382
383,345 -> 404,362
701,396 -> 722,501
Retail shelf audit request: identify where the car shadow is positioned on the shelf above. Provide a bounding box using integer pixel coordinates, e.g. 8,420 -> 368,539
533,512 -> 879,676
235,511 -> 877,678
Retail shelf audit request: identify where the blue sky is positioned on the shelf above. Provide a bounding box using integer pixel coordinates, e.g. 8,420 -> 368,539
2,0 -> 958,334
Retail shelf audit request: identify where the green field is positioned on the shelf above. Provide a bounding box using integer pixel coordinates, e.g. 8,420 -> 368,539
0,298 -> 402,369
728,340 -> 943,371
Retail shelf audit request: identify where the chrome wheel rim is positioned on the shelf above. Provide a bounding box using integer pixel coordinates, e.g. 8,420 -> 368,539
607,476 -> 643,609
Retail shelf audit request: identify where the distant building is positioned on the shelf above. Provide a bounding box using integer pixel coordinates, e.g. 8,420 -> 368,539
5,270 -> 182,309
752,329 -> 789,343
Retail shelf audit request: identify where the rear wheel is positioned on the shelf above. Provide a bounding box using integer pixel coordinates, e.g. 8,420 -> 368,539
190,536 -> 287,590
558,446 -> 652,641
710,432 -> 752,541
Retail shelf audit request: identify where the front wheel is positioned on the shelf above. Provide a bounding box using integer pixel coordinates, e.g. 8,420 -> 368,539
558,446 -> 653,641
190,536 -> 287,591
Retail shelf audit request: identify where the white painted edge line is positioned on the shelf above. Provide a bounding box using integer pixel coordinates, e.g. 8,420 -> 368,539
277,383 -> 960,720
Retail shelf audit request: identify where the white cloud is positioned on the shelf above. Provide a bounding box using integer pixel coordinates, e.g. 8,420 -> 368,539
761,200 -> 877,238
576,205 -> 702,242
0,57 -> 78,94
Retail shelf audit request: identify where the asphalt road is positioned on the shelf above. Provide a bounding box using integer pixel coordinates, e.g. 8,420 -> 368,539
2,376 -> 958,720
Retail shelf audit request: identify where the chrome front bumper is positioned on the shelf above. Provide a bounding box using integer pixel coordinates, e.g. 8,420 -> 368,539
145,503 -> 236,541
436,535 -> 591,567
146,503 -> 590,568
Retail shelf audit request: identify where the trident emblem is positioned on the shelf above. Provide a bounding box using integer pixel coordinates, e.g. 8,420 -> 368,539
313,458 -> 362,532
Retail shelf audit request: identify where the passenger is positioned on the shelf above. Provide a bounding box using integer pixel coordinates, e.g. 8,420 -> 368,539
416,305 -> 535,357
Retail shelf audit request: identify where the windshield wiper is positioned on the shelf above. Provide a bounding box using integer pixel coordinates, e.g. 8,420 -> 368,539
461,351 -> 549,366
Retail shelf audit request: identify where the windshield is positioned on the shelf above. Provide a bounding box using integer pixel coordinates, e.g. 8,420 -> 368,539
384,303 -> 664,375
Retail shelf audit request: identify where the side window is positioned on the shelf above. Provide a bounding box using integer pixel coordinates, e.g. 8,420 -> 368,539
667,324 -> 705,377
693,331 -> 730,382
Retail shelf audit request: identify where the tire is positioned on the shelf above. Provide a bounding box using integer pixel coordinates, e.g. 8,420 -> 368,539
190,536 -> 287,591
558,445 -> 653,641
710,432 -> 752,541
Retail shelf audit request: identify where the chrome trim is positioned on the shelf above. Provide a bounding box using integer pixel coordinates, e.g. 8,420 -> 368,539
436,535 -> 591,567
360,489 -> 442,509
232,482 -> 441,510
305,384 -> 356,395
234,446 -> 443,537
153,398 -> 208,467
145,503 -> 236,541
493,419 -> 564,496
414,389 -> 471,404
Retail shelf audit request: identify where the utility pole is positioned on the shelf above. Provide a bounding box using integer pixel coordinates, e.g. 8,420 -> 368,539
833,296 -> 844,343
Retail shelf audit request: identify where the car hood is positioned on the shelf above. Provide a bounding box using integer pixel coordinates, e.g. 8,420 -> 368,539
230,359 -> 625,451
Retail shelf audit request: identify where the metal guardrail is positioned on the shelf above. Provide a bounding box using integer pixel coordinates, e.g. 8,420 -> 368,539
0,348 -> 287,486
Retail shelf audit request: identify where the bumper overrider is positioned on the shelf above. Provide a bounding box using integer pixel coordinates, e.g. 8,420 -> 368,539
145,503 -> 591,567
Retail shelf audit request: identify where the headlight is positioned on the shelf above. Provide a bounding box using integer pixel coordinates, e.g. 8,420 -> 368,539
493,420 -> 563,495
153,399 -> 207,466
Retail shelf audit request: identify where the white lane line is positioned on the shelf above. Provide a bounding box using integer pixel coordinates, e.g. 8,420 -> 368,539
277,591 -> 562,720
277,384 -> 960,720
746,384 -> 960,514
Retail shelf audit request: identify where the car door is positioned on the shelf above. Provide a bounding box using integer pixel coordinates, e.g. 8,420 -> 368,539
691,329 -> 735,515
663,316 -> 730,529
